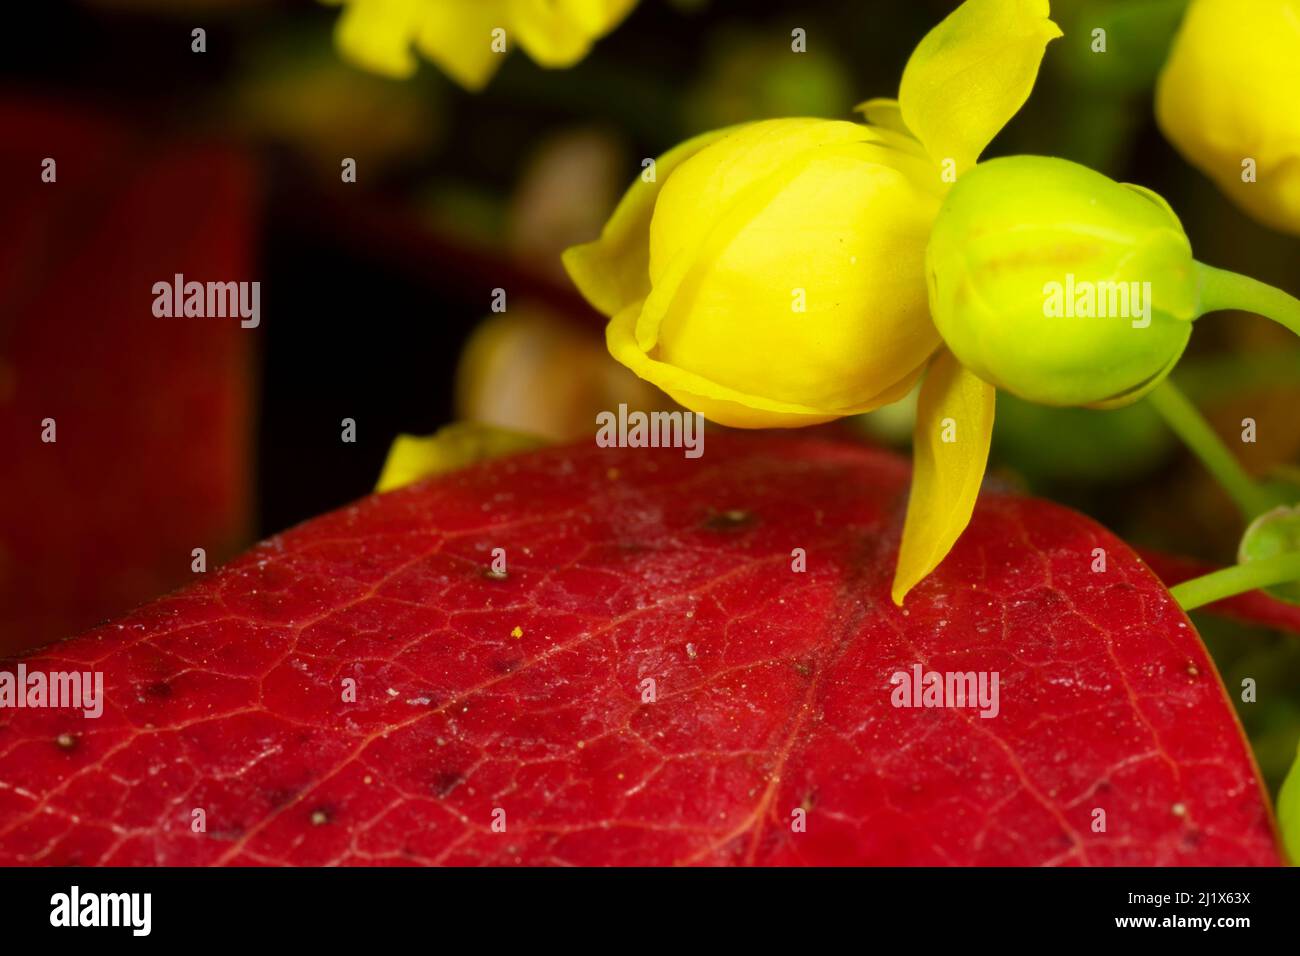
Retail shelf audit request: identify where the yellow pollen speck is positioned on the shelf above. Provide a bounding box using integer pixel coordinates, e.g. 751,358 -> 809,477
511,626 -> 523,638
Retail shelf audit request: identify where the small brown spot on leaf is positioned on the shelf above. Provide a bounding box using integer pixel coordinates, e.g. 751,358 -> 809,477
702,509 -> 756,532
433,770 -> 465,798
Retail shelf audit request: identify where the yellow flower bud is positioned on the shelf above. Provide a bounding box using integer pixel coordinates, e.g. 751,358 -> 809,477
566,119 -> 945,428
1156,0 -> 1300,235
926,156 -> 1198,408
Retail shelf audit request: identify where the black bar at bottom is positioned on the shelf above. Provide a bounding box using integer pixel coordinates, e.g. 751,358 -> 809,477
1,866 -> 1293,943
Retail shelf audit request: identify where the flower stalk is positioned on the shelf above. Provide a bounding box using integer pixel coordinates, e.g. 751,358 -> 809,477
1196,262 -> 1300,339
1145,379 -> 1277,520
1170,552 -> 1300,611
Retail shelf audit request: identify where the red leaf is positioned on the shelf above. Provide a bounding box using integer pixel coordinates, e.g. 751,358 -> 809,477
0,98 -> 257,655
0,435 -> 1281,865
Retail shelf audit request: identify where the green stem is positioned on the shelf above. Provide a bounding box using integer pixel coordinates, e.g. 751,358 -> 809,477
1196,261 -> 1300,337
1170,553 -> 1300,611
1147,379 -> 1275,519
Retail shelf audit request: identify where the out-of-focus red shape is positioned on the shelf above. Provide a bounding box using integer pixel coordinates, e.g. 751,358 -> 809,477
0,99 -> 256,655
0,435 -> 1281,865
1137,548 -> 1300,637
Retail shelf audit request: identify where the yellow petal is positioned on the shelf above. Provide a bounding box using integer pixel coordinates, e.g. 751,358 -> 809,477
562,124 -> 744,318
333,0 -> 425,80
414,0 -> 512,91
551,0 -> 640,36
331,0 -> 512,89
899,0 -> 1061,174
509,0 -> 637,68
605,301 -> 925,428
853,97 -> 913,137
376,422 -> 545,493
892,350 -> 996,605
638,138 -> 943,407
645,119 -> 894,293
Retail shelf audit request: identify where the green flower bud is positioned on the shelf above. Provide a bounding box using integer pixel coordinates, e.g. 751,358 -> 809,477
926,155 -> 1199,408
1238,504 -> 1300,604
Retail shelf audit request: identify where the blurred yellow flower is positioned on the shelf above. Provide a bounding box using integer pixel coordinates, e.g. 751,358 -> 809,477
326,0 -> 637,89
1157,0 -> 1300,235
564,0 -> 1060,603
377,422 -> 544,492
